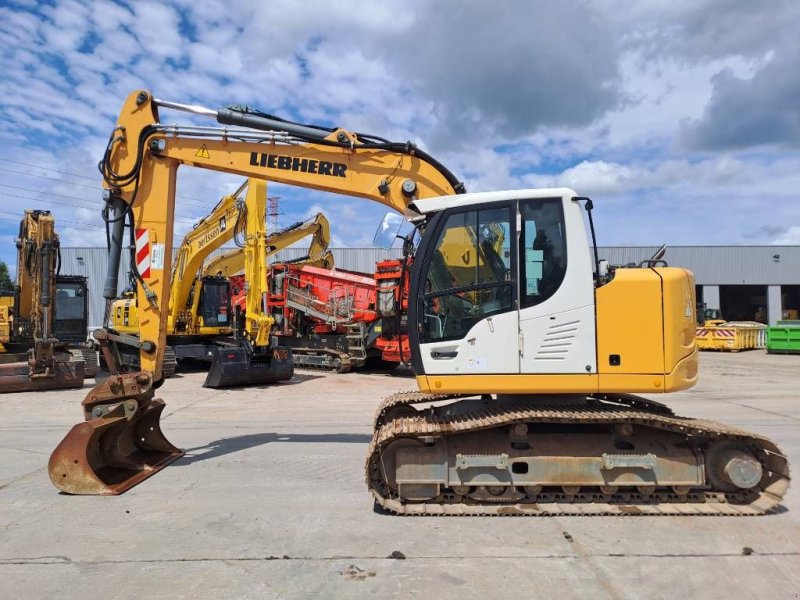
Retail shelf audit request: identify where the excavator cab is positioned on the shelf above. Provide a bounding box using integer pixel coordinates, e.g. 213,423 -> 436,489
52,276 -> 89,345
196,276 -> 231,330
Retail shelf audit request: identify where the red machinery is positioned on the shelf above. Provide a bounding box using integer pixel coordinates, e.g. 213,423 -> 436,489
229,259 -> 411,372
372,258 -> 410,363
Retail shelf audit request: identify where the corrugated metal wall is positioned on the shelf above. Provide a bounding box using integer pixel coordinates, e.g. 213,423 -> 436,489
59,247 -> 132,331
58,245 -> 800,327
599,246 -> 800,285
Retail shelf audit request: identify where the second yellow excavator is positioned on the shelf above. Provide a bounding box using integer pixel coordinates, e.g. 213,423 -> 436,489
104,181 -> 251,376
0,210 -> 96,392
107,180 -> 332,386
49,91 -> 788,515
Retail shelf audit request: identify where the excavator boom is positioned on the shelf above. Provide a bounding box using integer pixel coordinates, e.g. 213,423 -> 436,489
49,89 -> 459,494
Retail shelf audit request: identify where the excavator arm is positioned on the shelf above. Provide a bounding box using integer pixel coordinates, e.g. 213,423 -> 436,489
242,180 -> 270,346
203,212 -> 334,278
49,89 -> 462,494
100,91 -> 461,381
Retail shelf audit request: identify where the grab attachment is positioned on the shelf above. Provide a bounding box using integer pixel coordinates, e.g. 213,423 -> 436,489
48,371 -> 184,495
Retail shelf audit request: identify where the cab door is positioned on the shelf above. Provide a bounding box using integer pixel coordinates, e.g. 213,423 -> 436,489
517,197 -> 597,374
415,202 -> 519,376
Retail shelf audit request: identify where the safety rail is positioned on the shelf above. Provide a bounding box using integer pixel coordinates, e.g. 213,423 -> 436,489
284,275 -> 355,326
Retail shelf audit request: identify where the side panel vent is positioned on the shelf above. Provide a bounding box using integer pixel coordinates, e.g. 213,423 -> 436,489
534,320 -> 579,361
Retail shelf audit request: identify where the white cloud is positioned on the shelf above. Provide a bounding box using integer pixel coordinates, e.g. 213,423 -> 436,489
526,161 -> 638,195
131,2 -> 184,60
774,227 -> 800,245
0,0 -> 798,278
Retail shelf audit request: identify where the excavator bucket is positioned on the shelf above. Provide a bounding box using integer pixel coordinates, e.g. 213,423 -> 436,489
48,372 -> 184,495
204,344 -> 293,388
0,351 -> 84,393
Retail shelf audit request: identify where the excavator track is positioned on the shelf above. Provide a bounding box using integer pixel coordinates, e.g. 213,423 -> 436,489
70,348 -> 99,379
105,344 -> 178,378
293,347 -> 353,374
366,392 -> 790,516
162,346 -> 177,378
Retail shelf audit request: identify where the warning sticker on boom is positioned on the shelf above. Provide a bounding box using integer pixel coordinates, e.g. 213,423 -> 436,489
195,145 -> 210,159
151,243 -> 165,270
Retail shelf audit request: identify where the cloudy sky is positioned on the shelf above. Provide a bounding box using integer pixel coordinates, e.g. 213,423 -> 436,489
1,0 -> 798,274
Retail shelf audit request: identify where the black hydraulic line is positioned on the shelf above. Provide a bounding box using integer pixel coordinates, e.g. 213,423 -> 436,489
575,197 -> 600,281
216,106 -> 465,194
98,124 -> 159,190
218,106 -> 335,140
103,197 -> 127,300
23,240 -> 36,277
234,201 -> 248,248
39,242 -> 53,308
221,106 -> 393,144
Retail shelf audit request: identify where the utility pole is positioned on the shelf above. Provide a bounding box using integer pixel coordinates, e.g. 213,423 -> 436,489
267,195 -> 281,233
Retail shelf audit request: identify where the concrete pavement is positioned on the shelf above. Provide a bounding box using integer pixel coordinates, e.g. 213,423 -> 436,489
1,352 -> 798,599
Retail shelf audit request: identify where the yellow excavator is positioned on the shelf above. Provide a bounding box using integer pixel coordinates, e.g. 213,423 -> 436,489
49,91 -> 788,515
104,182 -> 250,377
107,180 -> 331,384
0,210 -> 87,392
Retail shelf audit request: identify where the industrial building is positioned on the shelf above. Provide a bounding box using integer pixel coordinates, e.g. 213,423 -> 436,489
56,245 -> 800,329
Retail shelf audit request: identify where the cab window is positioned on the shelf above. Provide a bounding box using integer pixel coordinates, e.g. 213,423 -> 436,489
421,204 -> 513,343
520,199 -> 567,307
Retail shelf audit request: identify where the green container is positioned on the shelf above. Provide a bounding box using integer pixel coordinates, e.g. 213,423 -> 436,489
766,321 -> 800,354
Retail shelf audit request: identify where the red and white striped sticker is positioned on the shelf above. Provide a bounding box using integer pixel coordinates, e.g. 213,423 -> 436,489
696,328 -> 735,338
135,228 -> 151,279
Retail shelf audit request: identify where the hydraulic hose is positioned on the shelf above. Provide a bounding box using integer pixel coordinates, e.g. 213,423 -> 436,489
39,242 -> 53,308
216,106 -> 465,194
103,197 -> 127,300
